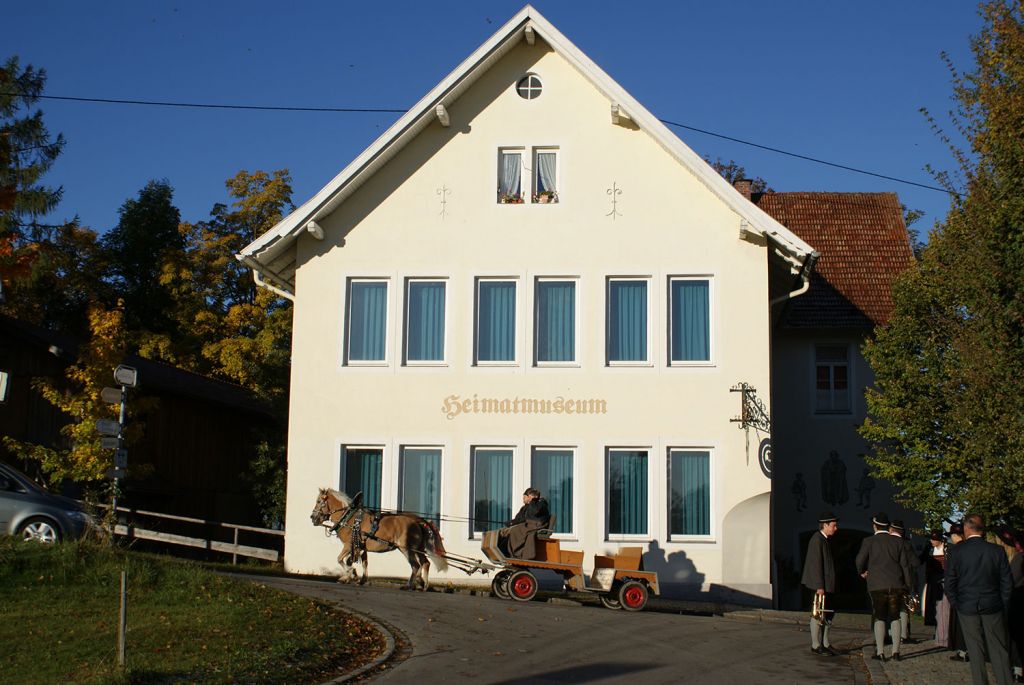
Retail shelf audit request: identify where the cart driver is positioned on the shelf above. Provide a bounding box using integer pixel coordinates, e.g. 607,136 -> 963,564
499,488 -> 550,560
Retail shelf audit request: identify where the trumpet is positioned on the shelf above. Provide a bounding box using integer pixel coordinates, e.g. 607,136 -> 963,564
811,593 -> 834,625
904,593 -> 920,614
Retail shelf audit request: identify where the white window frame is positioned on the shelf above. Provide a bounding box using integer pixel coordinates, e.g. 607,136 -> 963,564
531,147 -> 559,204
813,342 -> 852,415
338,444 -> 386,505
474,277 -> 519,367
668,276 -> 714,367
604,447 -> 653,542
497,147 -> 525,204
403,278 -> 448,367
344,277 -> 390,367
666,447 -> 715,542
516,73 -> 543,100
0,371 -> 8,403
606,277 -> 652,366
529,446 -> 578,540
397,445 -> 444,524
533,277 -> 579,367
469,445 -> 518,540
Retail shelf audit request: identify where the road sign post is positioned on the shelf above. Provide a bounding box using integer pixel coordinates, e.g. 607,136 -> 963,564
102,365 -> 138,519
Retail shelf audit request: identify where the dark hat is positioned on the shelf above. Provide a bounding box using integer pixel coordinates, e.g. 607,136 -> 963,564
997,528 -> 1018,549
872,512 -> 890,527
818,511 -> 838,523
891,520 -> 905,531
949,523 -> 964,536
929,530 -> 944,542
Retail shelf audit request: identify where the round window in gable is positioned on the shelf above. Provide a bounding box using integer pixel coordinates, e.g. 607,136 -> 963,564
516,74 -> 543,100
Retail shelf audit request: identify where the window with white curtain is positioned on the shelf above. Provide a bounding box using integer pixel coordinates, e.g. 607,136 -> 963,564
669,277 -> 712,364
606,448 -> 649,538
340,446 -> 383,510
607,278 -> 649,364
346,279 -> 388,364
531,447 -> 573,535
533,148 -> 558,203
405,279 -> 446,364
535,278 -> 576,364
497,148 -> 523,203
471,447 -> 514,535
399,447 -> 442,525
668,449 -> 712,538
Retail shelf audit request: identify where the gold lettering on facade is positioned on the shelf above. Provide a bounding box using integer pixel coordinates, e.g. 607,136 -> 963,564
441,394 -> 608,420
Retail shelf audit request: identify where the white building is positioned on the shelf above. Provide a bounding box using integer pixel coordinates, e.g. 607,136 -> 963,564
239,5 -> 821,603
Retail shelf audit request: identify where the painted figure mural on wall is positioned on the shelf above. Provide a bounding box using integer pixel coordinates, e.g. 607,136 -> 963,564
854,465 -> 875,509
820,450 -> 849,506
792,473 -> 808,512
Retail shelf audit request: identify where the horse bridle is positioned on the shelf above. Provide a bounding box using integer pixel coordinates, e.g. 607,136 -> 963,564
311,493 -> 359,536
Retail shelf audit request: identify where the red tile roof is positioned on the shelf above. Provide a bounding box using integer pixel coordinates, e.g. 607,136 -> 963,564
753,192 -> 915,328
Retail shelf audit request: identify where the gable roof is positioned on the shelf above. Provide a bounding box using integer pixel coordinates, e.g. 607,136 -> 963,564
237,5 -> 815,295
753,192 -> 914,328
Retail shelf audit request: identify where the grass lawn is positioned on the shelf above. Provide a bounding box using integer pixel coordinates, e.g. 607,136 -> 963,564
0,537 -> 383,684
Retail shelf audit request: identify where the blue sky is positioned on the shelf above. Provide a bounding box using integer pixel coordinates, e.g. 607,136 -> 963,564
7,2 -> 981,236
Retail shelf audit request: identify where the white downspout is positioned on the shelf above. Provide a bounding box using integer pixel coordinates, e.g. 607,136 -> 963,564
769,250 -> 819,307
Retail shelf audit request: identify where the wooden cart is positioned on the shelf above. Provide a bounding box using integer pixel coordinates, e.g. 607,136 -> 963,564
480,529 -> 660,611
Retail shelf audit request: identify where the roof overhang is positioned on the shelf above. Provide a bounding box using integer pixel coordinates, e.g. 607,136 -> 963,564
237,5 -> 816,293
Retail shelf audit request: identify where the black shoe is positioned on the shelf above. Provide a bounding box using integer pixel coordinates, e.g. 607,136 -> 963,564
871,654 -> 886,662
891,653 -> 901,662
822,646 -> 838,657
950,653 -> 968,662
810,646 -> 826,656
902,637 -> 918,645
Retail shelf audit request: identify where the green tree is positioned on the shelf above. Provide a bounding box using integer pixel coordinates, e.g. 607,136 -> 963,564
101,180 -> 184,335
706,157 -> 773,193
860,1 -> 1024,529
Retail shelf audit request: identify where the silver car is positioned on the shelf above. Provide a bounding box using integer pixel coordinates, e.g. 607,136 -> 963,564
0,463 -> 94,542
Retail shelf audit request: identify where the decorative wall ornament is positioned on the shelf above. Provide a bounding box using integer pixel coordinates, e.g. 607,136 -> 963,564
820,450 -> 849,506
791,472 -> 807,512
436,185 -> 451,219
854,465 -> 875,509
606,182 -> 622,219
758,438 -> 772,478
730,382 -> 771,476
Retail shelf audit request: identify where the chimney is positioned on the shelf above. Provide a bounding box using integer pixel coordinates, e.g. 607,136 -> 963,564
733,178 -> 753,201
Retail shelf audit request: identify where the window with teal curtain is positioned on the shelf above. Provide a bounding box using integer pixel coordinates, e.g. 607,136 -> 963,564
607,450 -> 648,535
341,447 -> 382,509
348,281 -> 387,362
472,448 -> 512,533
399,447 -> 441,524
406,281 -> 445,362
669,450 -> 710,536
535,280 -> 575,363
608,280 -> 648,362
531,449 -> 572,534
477,281 -> 516,362
670,279 -> 710,362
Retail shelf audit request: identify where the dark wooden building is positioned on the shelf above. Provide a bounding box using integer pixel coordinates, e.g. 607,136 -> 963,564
0,314 -> 278,525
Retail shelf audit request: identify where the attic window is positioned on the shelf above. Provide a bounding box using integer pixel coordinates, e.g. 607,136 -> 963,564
516,74 -> 542,100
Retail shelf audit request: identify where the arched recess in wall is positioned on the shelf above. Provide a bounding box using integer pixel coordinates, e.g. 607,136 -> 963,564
722,492 -> 770,586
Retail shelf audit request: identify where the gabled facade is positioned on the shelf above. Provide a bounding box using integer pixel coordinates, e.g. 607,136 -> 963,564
754,191 -> 918,609
240,6 -> 816,602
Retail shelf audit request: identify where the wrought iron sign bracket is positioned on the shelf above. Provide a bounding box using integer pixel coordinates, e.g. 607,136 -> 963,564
730,382 -> 771,433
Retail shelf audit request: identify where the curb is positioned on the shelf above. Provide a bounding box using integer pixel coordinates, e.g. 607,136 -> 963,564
318,602 -> 398,685
861,640 -> 889,685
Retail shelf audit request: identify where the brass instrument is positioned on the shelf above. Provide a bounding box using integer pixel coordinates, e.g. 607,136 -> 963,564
905,593 -> 920,615
811,593 -> 834,625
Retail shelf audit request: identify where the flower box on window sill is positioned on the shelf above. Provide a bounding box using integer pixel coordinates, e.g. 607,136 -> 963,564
498,192 -> 524,204
533,191 -> 559,204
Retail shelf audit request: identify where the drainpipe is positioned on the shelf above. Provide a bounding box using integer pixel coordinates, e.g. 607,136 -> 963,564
769,250 -> 819,307
237,255 -> 296,302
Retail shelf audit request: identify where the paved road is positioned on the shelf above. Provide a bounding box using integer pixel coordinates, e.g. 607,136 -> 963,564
256,576 -> 868,684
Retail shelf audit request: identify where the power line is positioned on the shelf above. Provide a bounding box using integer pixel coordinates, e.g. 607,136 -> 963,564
6,91 -> 953,196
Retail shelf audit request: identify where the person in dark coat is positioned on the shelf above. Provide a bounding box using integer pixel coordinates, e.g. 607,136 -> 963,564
945,513 -> 1014,685
499,488 -> 550,560
856,512 -> 914,661
922,530 -> 946,626
891,520 -> 921,643
801,511 -> 839,656
996,529 -> 1024,682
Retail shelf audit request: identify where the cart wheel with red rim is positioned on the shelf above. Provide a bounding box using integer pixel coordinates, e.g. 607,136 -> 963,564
618,580 -> 648,611
508,569 -> 538,602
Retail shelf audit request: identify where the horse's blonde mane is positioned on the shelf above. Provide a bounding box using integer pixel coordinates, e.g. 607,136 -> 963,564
326,488 -> 351,506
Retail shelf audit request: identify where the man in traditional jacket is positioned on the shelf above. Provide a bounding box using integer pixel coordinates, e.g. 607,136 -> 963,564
499,488 -> 550,560
802,511 -> 839,656
856,512 -> 914,662
946,513 -> 1014,685
891,520 -> 921,644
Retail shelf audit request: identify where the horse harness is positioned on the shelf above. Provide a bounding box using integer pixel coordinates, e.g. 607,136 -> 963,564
330,506 -> 400,555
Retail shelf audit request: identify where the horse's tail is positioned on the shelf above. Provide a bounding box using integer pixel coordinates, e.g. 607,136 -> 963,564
422,520 -> 448,572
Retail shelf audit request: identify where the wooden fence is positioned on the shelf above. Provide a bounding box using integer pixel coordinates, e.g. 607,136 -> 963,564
103,505 -> 284,564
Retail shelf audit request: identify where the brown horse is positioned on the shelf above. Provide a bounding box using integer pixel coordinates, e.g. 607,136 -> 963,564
310,488 -> 448,590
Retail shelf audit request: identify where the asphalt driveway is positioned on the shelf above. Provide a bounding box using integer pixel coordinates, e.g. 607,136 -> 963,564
253,576 -> 868,685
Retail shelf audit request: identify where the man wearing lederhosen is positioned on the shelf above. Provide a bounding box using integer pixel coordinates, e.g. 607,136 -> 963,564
891,520 -> 921,644
857,512 -> 915,661
802,511 -> 839,656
